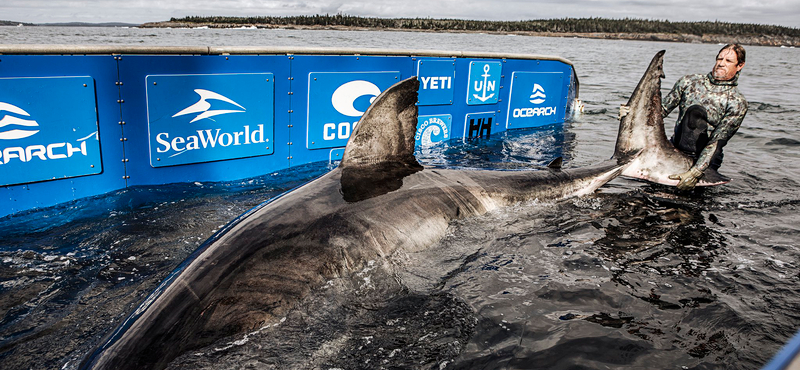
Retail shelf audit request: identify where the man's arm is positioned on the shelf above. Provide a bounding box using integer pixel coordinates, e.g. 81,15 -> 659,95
661,76 -> 686,118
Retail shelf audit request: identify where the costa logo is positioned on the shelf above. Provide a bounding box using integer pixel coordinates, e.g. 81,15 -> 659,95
307,71 -> 401,149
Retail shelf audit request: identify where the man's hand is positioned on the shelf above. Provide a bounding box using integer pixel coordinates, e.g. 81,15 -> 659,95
668,167 -> 704,191
618,105 -> 630,120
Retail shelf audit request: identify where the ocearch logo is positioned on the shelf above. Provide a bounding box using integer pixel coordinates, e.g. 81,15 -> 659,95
0,102 -> 40,140
0,101 -> 94,165
529,84 -> 546,105
172,89 -> 246,123
323,80 -> 381,140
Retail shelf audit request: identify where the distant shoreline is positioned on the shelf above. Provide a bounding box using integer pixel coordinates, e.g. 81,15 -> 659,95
138,22 -> 800,48
3,17 -> 798,47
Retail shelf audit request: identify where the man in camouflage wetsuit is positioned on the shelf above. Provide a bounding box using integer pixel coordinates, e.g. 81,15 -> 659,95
621,44 -> 747,190
664,43 -> 748,190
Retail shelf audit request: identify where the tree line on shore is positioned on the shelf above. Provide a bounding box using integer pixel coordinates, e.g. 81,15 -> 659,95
169,14 -> 800,37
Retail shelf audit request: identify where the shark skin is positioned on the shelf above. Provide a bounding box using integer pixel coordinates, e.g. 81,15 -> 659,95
81,55 -> 675,369
615,50 -> 730,187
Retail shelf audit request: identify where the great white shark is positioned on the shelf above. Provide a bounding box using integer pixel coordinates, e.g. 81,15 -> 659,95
81,50 -> 703,370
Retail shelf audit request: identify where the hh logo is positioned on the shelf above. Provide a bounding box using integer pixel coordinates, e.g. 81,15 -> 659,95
146,73 -> 275,168
464,112 -> 496,142
0,102 -> 40,140
467,61 -> 502,105
0,76 -> 102,186
307,71 -> 401,150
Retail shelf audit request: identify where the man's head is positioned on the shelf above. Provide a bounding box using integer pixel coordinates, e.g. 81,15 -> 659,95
712,44 -> 746,81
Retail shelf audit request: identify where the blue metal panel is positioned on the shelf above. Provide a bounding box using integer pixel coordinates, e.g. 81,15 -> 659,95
0,76 -> 102,185
306,71 -> 401,150
288,55 -> 413,166
0,52 -> 577,218
145,73 -> 275,167
505,72 -> 565,129
416,114 -> 452,147
501,58 -> 574,128
466,61 -> 503,106
0,55 -> 124,218
427,58 -> 509,141
115,55 -> 291,186
416,59 -> 455,106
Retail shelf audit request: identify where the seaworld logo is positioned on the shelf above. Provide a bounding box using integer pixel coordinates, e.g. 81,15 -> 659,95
172,89 -> 246,123
155,125 -> 267,158
154,87 -> 268,158
0,101 -> 95,165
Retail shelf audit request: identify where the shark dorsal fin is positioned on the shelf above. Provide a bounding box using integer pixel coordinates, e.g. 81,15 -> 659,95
547,157 -> 563,169
340,77 -> 421,169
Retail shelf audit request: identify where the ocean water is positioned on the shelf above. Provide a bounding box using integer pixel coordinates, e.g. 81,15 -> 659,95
0,27 -> 799,369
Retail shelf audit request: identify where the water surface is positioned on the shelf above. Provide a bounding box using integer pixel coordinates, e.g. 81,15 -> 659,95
0,27 -> 798,369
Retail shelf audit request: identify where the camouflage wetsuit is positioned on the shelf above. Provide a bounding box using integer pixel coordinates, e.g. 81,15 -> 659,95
662,72 -> 747,171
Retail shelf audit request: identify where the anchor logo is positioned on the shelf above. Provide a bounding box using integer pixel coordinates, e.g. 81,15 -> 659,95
472,64 -> 496,102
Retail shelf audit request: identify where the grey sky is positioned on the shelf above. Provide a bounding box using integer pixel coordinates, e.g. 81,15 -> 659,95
3,0 -> 799,28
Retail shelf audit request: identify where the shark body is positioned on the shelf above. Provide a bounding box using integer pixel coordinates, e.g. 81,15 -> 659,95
82,51 -> 690,369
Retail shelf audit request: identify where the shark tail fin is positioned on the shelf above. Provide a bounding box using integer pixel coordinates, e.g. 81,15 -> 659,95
612,50 -> 670,162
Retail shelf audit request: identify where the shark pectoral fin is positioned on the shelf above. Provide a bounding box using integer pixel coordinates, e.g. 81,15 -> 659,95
341,76 -> 422,170
547,157 -> 563,170
339,77 -> 423,202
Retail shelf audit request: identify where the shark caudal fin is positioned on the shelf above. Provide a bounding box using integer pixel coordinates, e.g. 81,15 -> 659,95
612,50 -> 729,187
339,76 -> 423,202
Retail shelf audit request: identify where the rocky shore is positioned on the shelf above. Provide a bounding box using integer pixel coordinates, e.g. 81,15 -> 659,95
140,21 -> 800,47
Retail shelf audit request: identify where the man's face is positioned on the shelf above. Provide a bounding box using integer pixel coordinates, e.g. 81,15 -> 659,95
712,48 -> 744,81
